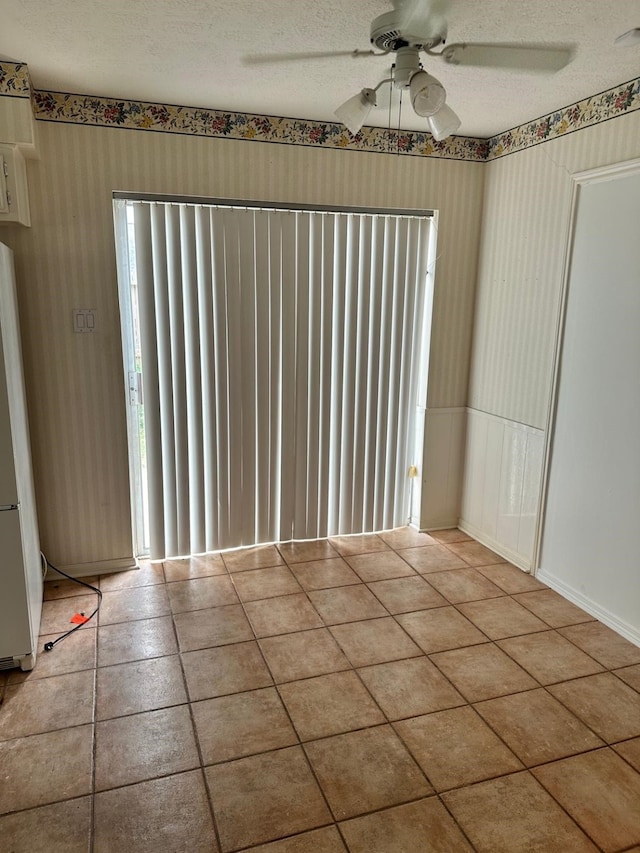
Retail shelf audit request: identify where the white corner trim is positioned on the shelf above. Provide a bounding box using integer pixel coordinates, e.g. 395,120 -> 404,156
46,556 -> 138,580
537,568 -> 640,649
457,519 -> 532,572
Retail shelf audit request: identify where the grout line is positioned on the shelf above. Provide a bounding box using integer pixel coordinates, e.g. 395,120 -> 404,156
168,601 -> 225,853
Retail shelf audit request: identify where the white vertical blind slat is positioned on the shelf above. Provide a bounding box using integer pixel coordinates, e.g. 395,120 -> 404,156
127,201 -> 431,558
133,204 -> 164,559
149,205 -> 176,556
165,205 -> 190,556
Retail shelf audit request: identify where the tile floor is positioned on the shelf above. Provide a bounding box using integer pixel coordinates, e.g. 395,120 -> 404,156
1,528 -> 640,852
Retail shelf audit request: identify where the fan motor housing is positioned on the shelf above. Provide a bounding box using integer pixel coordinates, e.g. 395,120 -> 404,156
370,11 -> 446,52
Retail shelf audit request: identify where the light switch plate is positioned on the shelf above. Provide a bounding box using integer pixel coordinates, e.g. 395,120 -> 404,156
73,309 -> 96,332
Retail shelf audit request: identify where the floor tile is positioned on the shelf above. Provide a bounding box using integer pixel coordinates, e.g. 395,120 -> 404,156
97,615 -> 177,666
426,568 -> 505,603
328,533 -> 390,556
446,541 -> 503,566
259,628 -> 350,683
243,826 -> 347,853
167,575 -> 239,613
231,565 -> 303,602
244,593 -> 324,637
345,550 -> 415,582
442,771 -> 598,852
206,746 -> 332,851
289,557 -> 361,590
474,688 -> 604,766
163,553 -> 227,582
398,545 -> 468,573
174,603 -> 254,652
613,737 -> 640,772
277,539 -> 338,563
615,663 -> 640,692
99,585 -> 170,625
95,705 -> 199,791
430,643 -> 537,702
94,770 -> 218,853
192,687 -> 297,764
395,706 -> 522,791
548,672 -> 640,742
378,527 -> 438,549
308,585 -> 387,624
96,654 -> 187,719
533,748 -> 640,853
7,628 -> 96,683
429,528 -> 472,544
457,596 -> 549,639
0,796 -> 92,853
39,595 -> 99,634
339,797 -> 473,852
366,575 -> 447,614
222,544 -> 285,572
513,589 -> 595,628
44,576 -> 99,600
182,641 -> 273,701
475,562 -> 546,594
329,617 -> 422,667
99,562 -> 165,591
278,670 -> 385,740
0,725 -> 93,814
0,670 -> 94,740
558,621 -> 640,669
498,631 -> 604,684
396,606 -> 488,654
357,657 -> 465,720
304,725 -> 432,820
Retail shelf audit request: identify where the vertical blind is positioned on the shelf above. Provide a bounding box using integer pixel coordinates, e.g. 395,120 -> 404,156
117,200 -> 432,559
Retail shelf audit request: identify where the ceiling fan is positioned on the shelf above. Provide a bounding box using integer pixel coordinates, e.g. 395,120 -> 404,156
245,0 -> 575,140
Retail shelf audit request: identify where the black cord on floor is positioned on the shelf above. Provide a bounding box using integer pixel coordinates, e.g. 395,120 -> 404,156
41,553 -> 102,652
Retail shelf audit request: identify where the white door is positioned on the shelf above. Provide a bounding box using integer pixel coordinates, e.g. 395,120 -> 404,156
539,165 -> 640,635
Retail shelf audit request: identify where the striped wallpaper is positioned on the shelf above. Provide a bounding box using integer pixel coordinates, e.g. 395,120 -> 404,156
468,108 -> 640,429
2,59 -> 639,568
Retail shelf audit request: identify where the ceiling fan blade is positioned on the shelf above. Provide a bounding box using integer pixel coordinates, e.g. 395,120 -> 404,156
440,43 -> 573,72
398,0 -> 449,43
243,49 -> 374,65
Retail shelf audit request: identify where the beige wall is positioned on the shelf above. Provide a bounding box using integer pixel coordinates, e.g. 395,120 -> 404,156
1,120 -> 484,568
469,109 -> 640,430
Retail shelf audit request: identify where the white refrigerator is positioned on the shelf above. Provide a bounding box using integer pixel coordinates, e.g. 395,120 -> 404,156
0,241 -> 42,671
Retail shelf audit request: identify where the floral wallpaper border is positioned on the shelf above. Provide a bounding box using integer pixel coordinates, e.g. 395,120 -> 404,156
487,76 -> 640,160
2,61 -> 639,161
29,89 -> 488,161
0,61 -> 31,97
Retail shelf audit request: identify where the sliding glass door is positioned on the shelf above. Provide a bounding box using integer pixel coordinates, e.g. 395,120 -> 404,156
114,198 -> 435,559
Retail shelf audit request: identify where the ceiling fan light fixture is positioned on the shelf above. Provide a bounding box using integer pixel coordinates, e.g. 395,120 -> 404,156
427,103 -> 461,141
409,70 -> 446,117
335,88 -> 377,136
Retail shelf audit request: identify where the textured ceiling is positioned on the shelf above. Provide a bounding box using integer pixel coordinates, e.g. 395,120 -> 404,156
2,0 -> 639,137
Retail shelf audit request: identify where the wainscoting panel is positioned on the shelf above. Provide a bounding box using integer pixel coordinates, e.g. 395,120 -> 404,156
460,408 -> 544,569
421,408 -> 466,531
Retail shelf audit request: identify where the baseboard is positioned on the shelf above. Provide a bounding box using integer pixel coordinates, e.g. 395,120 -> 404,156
457,519 -> 532,572
45,556 -> 138,580
423,519 -> 460,532
537,568 -> 640,649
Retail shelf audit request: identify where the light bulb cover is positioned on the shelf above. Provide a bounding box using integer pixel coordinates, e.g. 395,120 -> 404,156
410,70 -> 446,117
335,88 -> 377,136
427,104 -> 461,141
